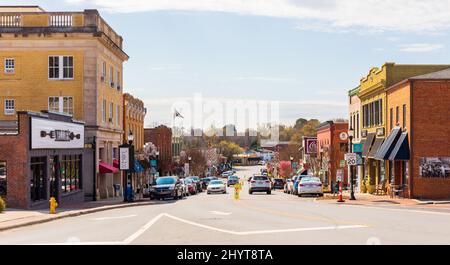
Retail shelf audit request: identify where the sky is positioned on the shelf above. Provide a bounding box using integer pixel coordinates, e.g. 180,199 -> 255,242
4,0 -> 450,130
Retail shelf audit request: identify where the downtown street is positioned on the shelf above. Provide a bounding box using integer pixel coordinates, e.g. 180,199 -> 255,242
1,166 -> 450,245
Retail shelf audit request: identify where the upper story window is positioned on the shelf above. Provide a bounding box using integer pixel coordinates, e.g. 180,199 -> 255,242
362,99 -> 383,128
101,61 -> 106,82
116,105 -> 120,126
4,99 -> 15,115
4,58 -> 15,74
109,66 -> 114,88
403,104 -> 407,128
109,102 -> 114,123
48,96 -> 74,115
49,56 -> 73,80
102,99 -> 106,123
116,70 -> 121,90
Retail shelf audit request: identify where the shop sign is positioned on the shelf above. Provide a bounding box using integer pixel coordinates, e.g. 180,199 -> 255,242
304,137 -> 318,154
31,117 -> 84,149
353,143 -> 363,153
119,147 -> 130,170
150,159 -> 157,167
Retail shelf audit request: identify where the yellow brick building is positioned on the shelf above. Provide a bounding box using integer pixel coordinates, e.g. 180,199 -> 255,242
358,63 -> 450,193
123,93 -> 147,152
0,7 -> 129,200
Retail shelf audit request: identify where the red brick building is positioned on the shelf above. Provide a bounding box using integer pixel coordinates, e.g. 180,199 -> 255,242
375,68 -> 450,199
0,111 -> 91,209
316,121 -> 349,191
144,125 -> 173,176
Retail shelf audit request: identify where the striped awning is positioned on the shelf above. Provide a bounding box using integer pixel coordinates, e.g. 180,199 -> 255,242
361,133 -> 375,157
389,133 -> 410,161
375,127 -> 402,160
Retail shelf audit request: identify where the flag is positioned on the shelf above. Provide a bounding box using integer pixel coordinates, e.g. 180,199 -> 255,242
174,109 -> 184,118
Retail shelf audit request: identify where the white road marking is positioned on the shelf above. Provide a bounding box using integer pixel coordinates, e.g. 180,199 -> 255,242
236,225 -> 368,235
123,213 -> 165,244
92,215 -> 137,221
209,211 -> 232,216
337,203 -> 450,216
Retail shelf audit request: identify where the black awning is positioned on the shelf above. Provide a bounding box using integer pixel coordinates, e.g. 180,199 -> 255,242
368,138 -> 384,158
389,133 -> 410,161
362,133 -> 375,157
375,127 -> 402,160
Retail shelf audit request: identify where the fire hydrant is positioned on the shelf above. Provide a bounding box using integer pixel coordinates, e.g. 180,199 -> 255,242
49,197 -> 58,214
234,182 -> 242,200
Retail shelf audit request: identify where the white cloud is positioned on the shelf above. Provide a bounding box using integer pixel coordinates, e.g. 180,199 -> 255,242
65,0 -> 450,33
398,43 -> 444,52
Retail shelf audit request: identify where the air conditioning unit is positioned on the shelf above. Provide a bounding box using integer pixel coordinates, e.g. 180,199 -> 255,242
5,68 -> 15,74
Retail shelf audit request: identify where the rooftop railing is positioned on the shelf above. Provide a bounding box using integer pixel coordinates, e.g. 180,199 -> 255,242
0,10 -> 123,49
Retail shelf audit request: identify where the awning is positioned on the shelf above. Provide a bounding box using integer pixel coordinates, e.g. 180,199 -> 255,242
389,133 -> 410,161
113,159 -> 119,168
375,127 -> 402,160
99,161 -> 119,174
368,138 -> 384,158
361,133 -> 375,157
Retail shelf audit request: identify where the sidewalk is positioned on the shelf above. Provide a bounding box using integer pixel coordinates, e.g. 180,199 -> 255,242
0,197 -> 154,232
315,191 -> 450,207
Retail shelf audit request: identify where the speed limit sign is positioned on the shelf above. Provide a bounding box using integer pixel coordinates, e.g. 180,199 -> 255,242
345,153 -> 357,166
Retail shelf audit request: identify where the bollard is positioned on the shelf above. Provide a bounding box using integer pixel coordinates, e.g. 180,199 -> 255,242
337,181 -> 345,203
49,197 -> 58,214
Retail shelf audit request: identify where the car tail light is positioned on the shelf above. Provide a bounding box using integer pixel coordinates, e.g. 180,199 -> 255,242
265,180 -> 270,183
317,183 -> 322,187
251,181 -> 256,183
299,184 -> 305,187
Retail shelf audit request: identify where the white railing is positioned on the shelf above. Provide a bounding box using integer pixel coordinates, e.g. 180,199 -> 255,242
0,15 -> 21,27
50,14 -> 73,27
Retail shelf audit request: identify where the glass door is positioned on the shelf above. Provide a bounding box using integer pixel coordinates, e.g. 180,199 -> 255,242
50,156 -> 59,199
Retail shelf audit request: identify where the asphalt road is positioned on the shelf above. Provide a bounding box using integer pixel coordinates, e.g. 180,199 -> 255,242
1,166 -> 450,245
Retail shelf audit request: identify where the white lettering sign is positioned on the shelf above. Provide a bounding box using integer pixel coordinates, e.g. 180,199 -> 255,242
119,147 -> 130,170
31,117 -> 84,149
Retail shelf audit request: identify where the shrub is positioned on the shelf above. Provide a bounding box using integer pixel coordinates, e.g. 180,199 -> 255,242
0,196 -> 5,213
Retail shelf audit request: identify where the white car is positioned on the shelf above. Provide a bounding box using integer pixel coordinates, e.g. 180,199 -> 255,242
249,175 -> 272,195
298,176 -> 323,197
207,180 -> 227,194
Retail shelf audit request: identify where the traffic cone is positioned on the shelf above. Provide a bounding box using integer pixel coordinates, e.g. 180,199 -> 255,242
337,181 -> 345,203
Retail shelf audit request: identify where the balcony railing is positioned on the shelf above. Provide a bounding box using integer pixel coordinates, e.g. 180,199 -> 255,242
0,10 -> 123,49
0,14 -> 21,27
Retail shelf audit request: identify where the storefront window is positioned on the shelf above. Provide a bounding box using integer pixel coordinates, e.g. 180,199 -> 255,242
30,157 -> 47,202
61,155 -> 81,193
380,161 -> 385,183
389,161 -> 395,184
0,161 -> 6,196
402,161 -> 409,186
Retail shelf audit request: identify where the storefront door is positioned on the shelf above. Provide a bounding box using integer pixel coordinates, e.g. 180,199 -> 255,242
50,156 -> 59,199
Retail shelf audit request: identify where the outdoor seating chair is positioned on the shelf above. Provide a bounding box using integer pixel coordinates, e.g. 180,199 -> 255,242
375,179 -> 387,195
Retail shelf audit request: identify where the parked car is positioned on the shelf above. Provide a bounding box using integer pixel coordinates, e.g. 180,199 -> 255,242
284,179 -> 292,193
249,175 -> 272,195
258,161 -> 266,166
187,176 -> 202,192
207,180 -> 227,194
272,178 -> 285,190
298,176 -> 323,197
227,175 -> 239,187
184,178 -> 198,195
221,171 -> 233,178
292,175 -> 306,195
149,176 -> 184,200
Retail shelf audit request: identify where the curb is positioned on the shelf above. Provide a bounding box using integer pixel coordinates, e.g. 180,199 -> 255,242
0,201 -> 155,232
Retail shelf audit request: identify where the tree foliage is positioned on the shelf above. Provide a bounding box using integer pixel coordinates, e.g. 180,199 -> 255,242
215,140 -> 244,161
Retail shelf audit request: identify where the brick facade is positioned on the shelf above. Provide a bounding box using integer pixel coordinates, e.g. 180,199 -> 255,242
144,126 -> 173,176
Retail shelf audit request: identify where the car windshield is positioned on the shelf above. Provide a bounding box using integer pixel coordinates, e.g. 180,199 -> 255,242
185,179 -> 193,184
210,180 -> 223,185
253,176 -> 268,181
156,177 -> 176,185
228,176 -> 238,180
191,176 -> 199,181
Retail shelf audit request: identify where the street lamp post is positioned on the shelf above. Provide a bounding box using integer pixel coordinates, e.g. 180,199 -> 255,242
348,127 -> 356,201
188,156 -> 192,177
124,131 -> 134,202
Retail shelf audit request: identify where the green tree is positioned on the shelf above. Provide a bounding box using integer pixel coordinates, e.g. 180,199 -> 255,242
215,140 -> 244,161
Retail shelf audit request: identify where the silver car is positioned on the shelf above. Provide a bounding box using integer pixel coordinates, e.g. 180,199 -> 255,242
207,180 -> 227,194
297,176 -> 323,197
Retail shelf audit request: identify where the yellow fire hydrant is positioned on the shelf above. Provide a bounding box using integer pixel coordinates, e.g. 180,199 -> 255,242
49,197 -> 58,214
234,182 -> 242,200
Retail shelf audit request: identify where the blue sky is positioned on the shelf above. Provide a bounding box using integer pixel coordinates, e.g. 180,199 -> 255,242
5,0 -> 450,129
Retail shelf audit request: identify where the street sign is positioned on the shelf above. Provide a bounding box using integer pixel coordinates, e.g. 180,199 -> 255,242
353,144 -> 363,153
345,153 -> 357,166
119,147 -> 130,170
336,169 -> 344,182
